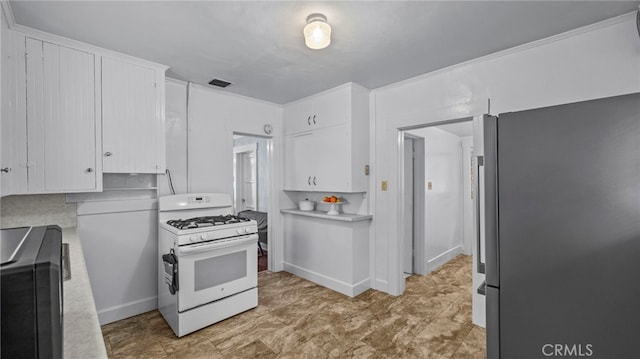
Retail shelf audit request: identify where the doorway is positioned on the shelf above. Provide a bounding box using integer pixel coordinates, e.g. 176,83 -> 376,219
233,134 -> 271,272
401,118 -> 475,280
234,143 -> 257,212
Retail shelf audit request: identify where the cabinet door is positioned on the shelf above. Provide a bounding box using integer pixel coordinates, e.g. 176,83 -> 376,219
311,125 -> 350,192
283,132 -> 314,191
312,86 -> 349,130
26,39 -> 98,192
102,57 -> 164,173
1,30 -> 27,195
283,99 -> 313,135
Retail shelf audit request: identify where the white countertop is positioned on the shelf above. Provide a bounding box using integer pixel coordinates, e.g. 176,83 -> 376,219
281,208 -> 373,222
62,227 -> 108,359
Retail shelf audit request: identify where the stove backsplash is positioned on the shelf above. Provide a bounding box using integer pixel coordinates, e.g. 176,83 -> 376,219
0,194 -> 77,229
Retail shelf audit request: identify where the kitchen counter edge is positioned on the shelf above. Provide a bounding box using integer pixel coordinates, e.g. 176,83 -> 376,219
281,209 -> 373,222
62,227 -> 108,359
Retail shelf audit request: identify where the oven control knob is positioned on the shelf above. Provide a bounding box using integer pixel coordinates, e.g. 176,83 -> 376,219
236,228 -> 244,235
200,234 -> 207,240
245,227 -> 253,233
189,235 -> 197,242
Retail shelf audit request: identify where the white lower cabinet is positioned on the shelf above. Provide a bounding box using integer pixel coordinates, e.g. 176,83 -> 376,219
283,213 -> 370,297
25,38 -> 101,193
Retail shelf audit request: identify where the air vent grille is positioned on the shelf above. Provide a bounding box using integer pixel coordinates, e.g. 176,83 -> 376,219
208,78 -> 232,88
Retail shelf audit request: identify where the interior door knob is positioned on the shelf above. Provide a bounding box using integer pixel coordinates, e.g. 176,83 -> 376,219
104,152 -> 112,157
1,167 -> 11,173
86,168 -> 94,173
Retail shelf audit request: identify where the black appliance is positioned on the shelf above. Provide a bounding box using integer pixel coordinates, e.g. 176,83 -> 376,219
481,92 -> 640,358
1,225 -> 63,359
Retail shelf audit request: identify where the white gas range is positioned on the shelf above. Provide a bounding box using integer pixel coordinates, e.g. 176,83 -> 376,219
158,193 -> 258,337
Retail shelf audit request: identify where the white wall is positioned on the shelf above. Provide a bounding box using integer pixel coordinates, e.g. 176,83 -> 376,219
185,83 -> 285,270
187,84 -> 282,193
158,79 -> 188,196
369,14 -> 640,296
409,127 -> 464,271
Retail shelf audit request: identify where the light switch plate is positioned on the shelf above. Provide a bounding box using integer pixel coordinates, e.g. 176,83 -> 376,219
381,180 -> 388,191
427,181 -> 433,190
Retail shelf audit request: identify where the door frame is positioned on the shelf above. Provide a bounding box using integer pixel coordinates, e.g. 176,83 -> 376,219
232,133 -> 275,272
233,143 -> 258,212
402,134 -> 426,276
396,116 -> 473,292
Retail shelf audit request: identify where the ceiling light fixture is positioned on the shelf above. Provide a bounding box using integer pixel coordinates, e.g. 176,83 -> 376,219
304,13 -> 331,50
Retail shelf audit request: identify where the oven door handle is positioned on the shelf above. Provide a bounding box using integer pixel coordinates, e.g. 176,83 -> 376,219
178,234 -> 258,255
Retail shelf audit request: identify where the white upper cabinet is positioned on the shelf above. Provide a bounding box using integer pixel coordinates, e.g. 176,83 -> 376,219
25,38 -> 101,193
102,56 -> 166,173
2,26 -> 167,196
284,85 -> 350,135
1,27 -> 27,196
283,83 -> 369,193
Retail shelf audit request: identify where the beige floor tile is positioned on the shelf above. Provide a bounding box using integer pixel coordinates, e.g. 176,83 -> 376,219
406,318 -> 474,359
102,254 -> 485,358
277,339 -> 331,359
452,325 -> 487,359
224,340 -> 277,359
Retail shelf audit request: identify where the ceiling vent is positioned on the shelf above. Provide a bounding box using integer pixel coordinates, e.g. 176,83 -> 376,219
208,78 -> 232,88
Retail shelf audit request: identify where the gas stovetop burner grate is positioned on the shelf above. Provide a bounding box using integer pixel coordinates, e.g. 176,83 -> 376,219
166,215 -> 250,230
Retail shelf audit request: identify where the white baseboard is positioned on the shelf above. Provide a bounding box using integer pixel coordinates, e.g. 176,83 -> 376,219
426,245 -> 463,273
373,278 -> 389,293
284,262 -> 369,298
97,296 -> 158,325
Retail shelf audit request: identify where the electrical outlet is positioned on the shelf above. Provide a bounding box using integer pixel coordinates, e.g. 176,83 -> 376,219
381,180 -> 388,191
427,181 -> 433,190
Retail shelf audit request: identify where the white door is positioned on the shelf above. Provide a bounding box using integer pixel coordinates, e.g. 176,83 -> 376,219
403,137 -> 414,275
26,38 -> 98,192
234,144 -> 257,211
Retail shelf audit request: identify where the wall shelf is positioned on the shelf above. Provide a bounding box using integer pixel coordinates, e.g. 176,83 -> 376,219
281,208 -> 372,222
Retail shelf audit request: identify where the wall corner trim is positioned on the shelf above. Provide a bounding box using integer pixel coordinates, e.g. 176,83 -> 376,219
1,0 -> 16,27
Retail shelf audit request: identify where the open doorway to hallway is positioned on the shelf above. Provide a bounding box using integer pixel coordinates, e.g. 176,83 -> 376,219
401,119 -> 475,305
233,134 -> 271,272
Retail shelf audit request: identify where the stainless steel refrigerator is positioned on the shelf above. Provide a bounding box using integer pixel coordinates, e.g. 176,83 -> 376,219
481,93 -> 640,358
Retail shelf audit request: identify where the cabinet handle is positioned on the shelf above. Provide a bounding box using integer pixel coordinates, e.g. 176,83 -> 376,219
312,115 -> 316,124
313,176 -> 317,186
104,152 -> 112,157
1,167 -> 11,173
308,176 -> 312,185
86,168 -> 94,173
307,116 -> 311,126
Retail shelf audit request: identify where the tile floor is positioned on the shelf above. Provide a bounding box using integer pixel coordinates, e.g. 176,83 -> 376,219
101,254 -> 486,358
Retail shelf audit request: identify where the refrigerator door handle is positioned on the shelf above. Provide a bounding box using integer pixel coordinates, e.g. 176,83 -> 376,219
477,280 -> 486,295
484,115 -> 500,287
476,155 -> 486,274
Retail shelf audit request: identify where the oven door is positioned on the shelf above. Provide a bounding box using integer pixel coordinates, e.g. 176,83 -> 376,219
176,234 -> 257,312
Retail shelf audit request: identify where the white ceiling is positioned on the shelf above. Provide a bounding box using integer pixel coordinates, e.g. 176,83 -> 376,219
9,1 -> 639,104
